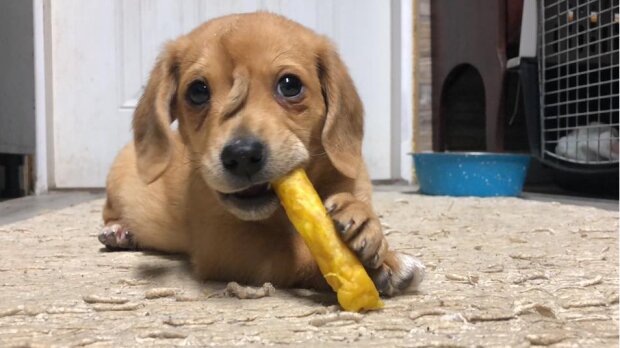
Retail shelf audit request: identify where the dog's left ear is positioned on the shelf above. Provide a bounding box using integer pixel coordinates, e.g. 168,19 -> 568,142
317,39 -> 364,179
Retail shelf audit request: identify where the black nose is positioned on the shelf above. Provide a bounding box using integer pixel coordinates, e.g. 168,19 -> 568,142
220,137 -> 266,178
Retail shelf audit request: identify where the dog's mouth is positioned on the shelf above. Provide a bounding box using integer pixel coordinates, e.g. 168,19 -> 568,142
222,182 -> 274,199
217,182 -> 279,220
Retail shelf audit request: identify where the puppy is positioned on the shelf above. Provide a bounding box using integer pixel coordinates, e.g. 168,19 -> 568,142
99,12 -> 424,296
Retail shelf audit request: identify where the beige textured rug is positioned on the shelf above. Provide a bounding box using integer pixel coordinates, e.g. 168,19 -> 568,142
1,192 -> 618,347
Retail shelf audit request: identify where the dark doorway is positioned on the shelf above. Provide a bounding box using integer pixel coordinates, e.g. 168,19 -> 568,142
441,64 -> 486,151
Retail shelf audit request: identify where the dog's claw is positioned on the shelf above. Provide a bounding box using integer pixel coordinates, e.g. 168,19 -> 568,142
326,204 -> 337,214
359,239 -> 367,252
341,220 -> 354,236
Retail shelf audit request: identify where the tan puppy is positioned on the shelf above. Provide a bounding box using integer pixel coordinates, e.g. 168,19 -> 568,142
100,12 -> 424,296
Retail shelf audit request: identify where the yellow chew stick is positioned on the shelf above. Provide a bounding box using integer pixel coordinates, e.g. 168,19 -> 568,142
272,168 -> 383,312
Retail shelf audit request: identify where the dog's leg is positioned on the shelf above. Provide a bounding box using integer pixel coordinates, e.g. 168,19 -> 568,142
99,195 -> 137,250
325,193 -> 425,296
99,195 -> 188,253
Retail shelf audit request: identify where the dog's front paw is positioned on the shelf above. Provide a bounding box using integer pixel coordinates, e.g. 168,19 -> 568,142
98,223 -> 137,250
325,192 -> 425,297
368,252 -> 425,296
325,193 -> 388,269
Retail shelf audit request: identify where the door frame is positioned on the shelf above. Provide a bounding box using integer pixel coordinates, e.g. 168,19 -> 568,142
33,0 -> 53,194
394,0 -> 414,183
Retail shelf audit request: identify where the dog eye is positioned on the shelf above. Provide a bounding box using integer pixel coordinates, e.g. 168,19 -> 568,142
276,74 -> 304,99
186,80 -> 210,106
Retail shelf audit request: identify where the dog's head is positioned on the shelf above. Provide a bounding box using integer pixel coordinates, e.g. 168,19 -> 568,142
132,13 -> 363,221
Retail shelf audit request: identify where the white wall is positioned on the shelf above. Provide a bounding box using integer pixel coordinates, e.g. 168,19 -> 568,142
327,1 -> 393,180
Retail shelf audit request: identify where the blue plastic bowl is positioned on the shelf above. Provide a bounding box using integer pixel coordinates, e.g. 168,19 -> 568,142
412,152 -> 531,197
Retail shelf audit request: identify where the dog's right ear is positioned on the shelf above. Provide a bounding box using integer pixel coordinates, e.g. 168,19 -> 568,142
132,41 -> 181,184
317,38 -> 364,179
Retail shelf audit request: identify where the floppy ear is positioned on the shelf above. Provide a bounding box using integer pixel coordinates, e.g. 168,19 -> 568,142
132,42 -> 180,184
317,40 -> 364,179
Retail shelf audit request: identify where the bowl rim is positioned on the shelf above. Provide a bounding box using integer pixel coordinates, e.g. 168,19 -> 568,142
408,151 -> 531,159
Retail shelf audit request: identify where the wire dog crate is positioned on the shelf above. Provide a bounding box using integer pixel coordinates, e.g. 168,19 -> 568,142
539,0 -> 619,167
